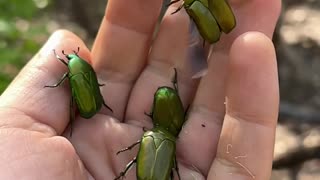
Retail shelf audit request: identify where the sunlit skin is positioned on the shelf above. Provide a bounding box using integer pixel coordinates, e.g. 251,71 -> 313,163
0,0 -> 280,180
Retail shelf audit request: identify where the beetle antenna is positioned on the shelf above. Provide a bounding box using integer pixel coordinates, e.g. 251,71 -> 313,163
172,68 -> 179,92
53,49 -> 68,66
61,50 -> 71,61
73,47 -> 80,55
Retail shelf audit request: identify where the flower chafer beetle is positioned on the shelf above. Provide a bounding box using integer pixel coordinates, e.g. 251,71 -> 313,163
115,68 -> 187,180
168,0 -> 236,43
44,48 -> 112,136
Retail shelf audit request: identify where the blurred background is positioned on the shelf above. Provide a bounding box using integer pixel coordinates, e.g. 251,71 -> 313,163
0,0 -> 319,179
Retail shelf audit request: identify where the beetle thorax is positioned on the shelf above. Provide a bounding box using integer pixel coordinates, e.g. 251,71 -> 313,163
68,55 -> 93,75
152,87 -> 185,137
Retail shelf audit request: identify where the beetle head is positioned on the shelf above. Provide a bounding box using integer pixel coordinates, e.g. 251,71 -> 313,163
62,47 -> 80,60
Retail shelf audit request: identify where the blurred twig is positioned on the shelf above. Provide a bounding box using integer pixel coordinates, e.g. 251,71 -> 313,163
273,145 -> 320,169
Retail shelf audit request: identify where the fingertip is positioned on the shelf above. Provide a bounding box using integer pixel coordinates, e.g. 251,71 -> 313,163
227,31 -> 279,125
230,31 -> 276,64
40,29 -> 91,63
229,31 -> 277,79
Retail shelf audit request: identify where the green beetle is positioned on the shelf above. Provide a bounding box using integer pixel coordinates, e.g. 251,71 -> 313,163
44,48 -> 112,136
168,0 -> 236,43
115,68 -> 186,180
207,0 -> 236,33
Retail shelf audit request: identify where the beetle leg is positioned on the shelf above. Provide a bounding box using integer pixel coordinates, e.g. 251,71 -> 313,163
114,157 -> 137,180
171,3 -> 184,15
184,104 -> 190,118
144,111 -> 153,119
116,140 -> 141,155
69,96 -> 75,137
102,100 -> 113,112
174,156 -> 181,180
166,0 -> 180,7
53,49 -> 68,66
142,127 -> 149,132
98,83 -> 105,86
44,72 -> 69,88
172,68 -> 179,93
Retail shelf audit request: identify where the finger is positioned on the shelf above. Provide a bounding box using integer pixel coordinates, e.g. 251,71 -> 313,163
215,0 -> 282,51
124,5 -> 197,128
0,30 -> 90,136
91,0 -> 163,120
208,32 -> 279,179
178,0 -> 281,174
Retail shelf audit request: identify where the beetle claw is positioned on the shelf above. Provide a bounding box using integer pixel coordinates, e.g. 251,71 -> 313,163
103,101 -> 113,112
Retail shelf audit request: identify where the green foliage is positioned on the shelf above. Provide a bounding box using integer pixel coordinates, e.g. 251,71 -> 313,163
0,0 -> 51,93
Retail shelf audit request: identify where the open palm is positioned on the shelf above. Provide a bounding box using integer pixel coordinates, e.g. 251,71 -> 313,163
0,0 -> 281,179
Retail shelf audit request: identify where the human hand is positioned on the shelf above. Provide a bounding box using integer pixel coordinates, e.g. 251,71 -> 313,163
0,0 -> 281,179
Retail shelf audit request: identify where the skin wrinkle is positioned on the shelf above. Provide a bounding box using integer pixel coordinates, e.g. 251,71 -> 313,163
214,156 -> 256,179
226,144 -> 255,179
226,110 -> 277,128
71,140 -> 98,179
189,105 -> 225,126
93,22 -> 150,82
92,20 -> 151,85
1,133 -> 47,167
0,107 -> 56,136
98,69 -> 139,84
12,142 -> 75,179
44,138 -> 86,179
104,129 -> 120,180
216,140 -> 255,179
178,159 -> 205,179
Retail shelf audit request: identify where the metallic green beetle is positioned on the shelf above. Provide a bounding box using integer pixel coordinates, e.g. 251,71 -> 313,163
169,0 -> 236,43
44,48 -> 112,136
115,68 -> 186,180
207,0 -> 236,33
